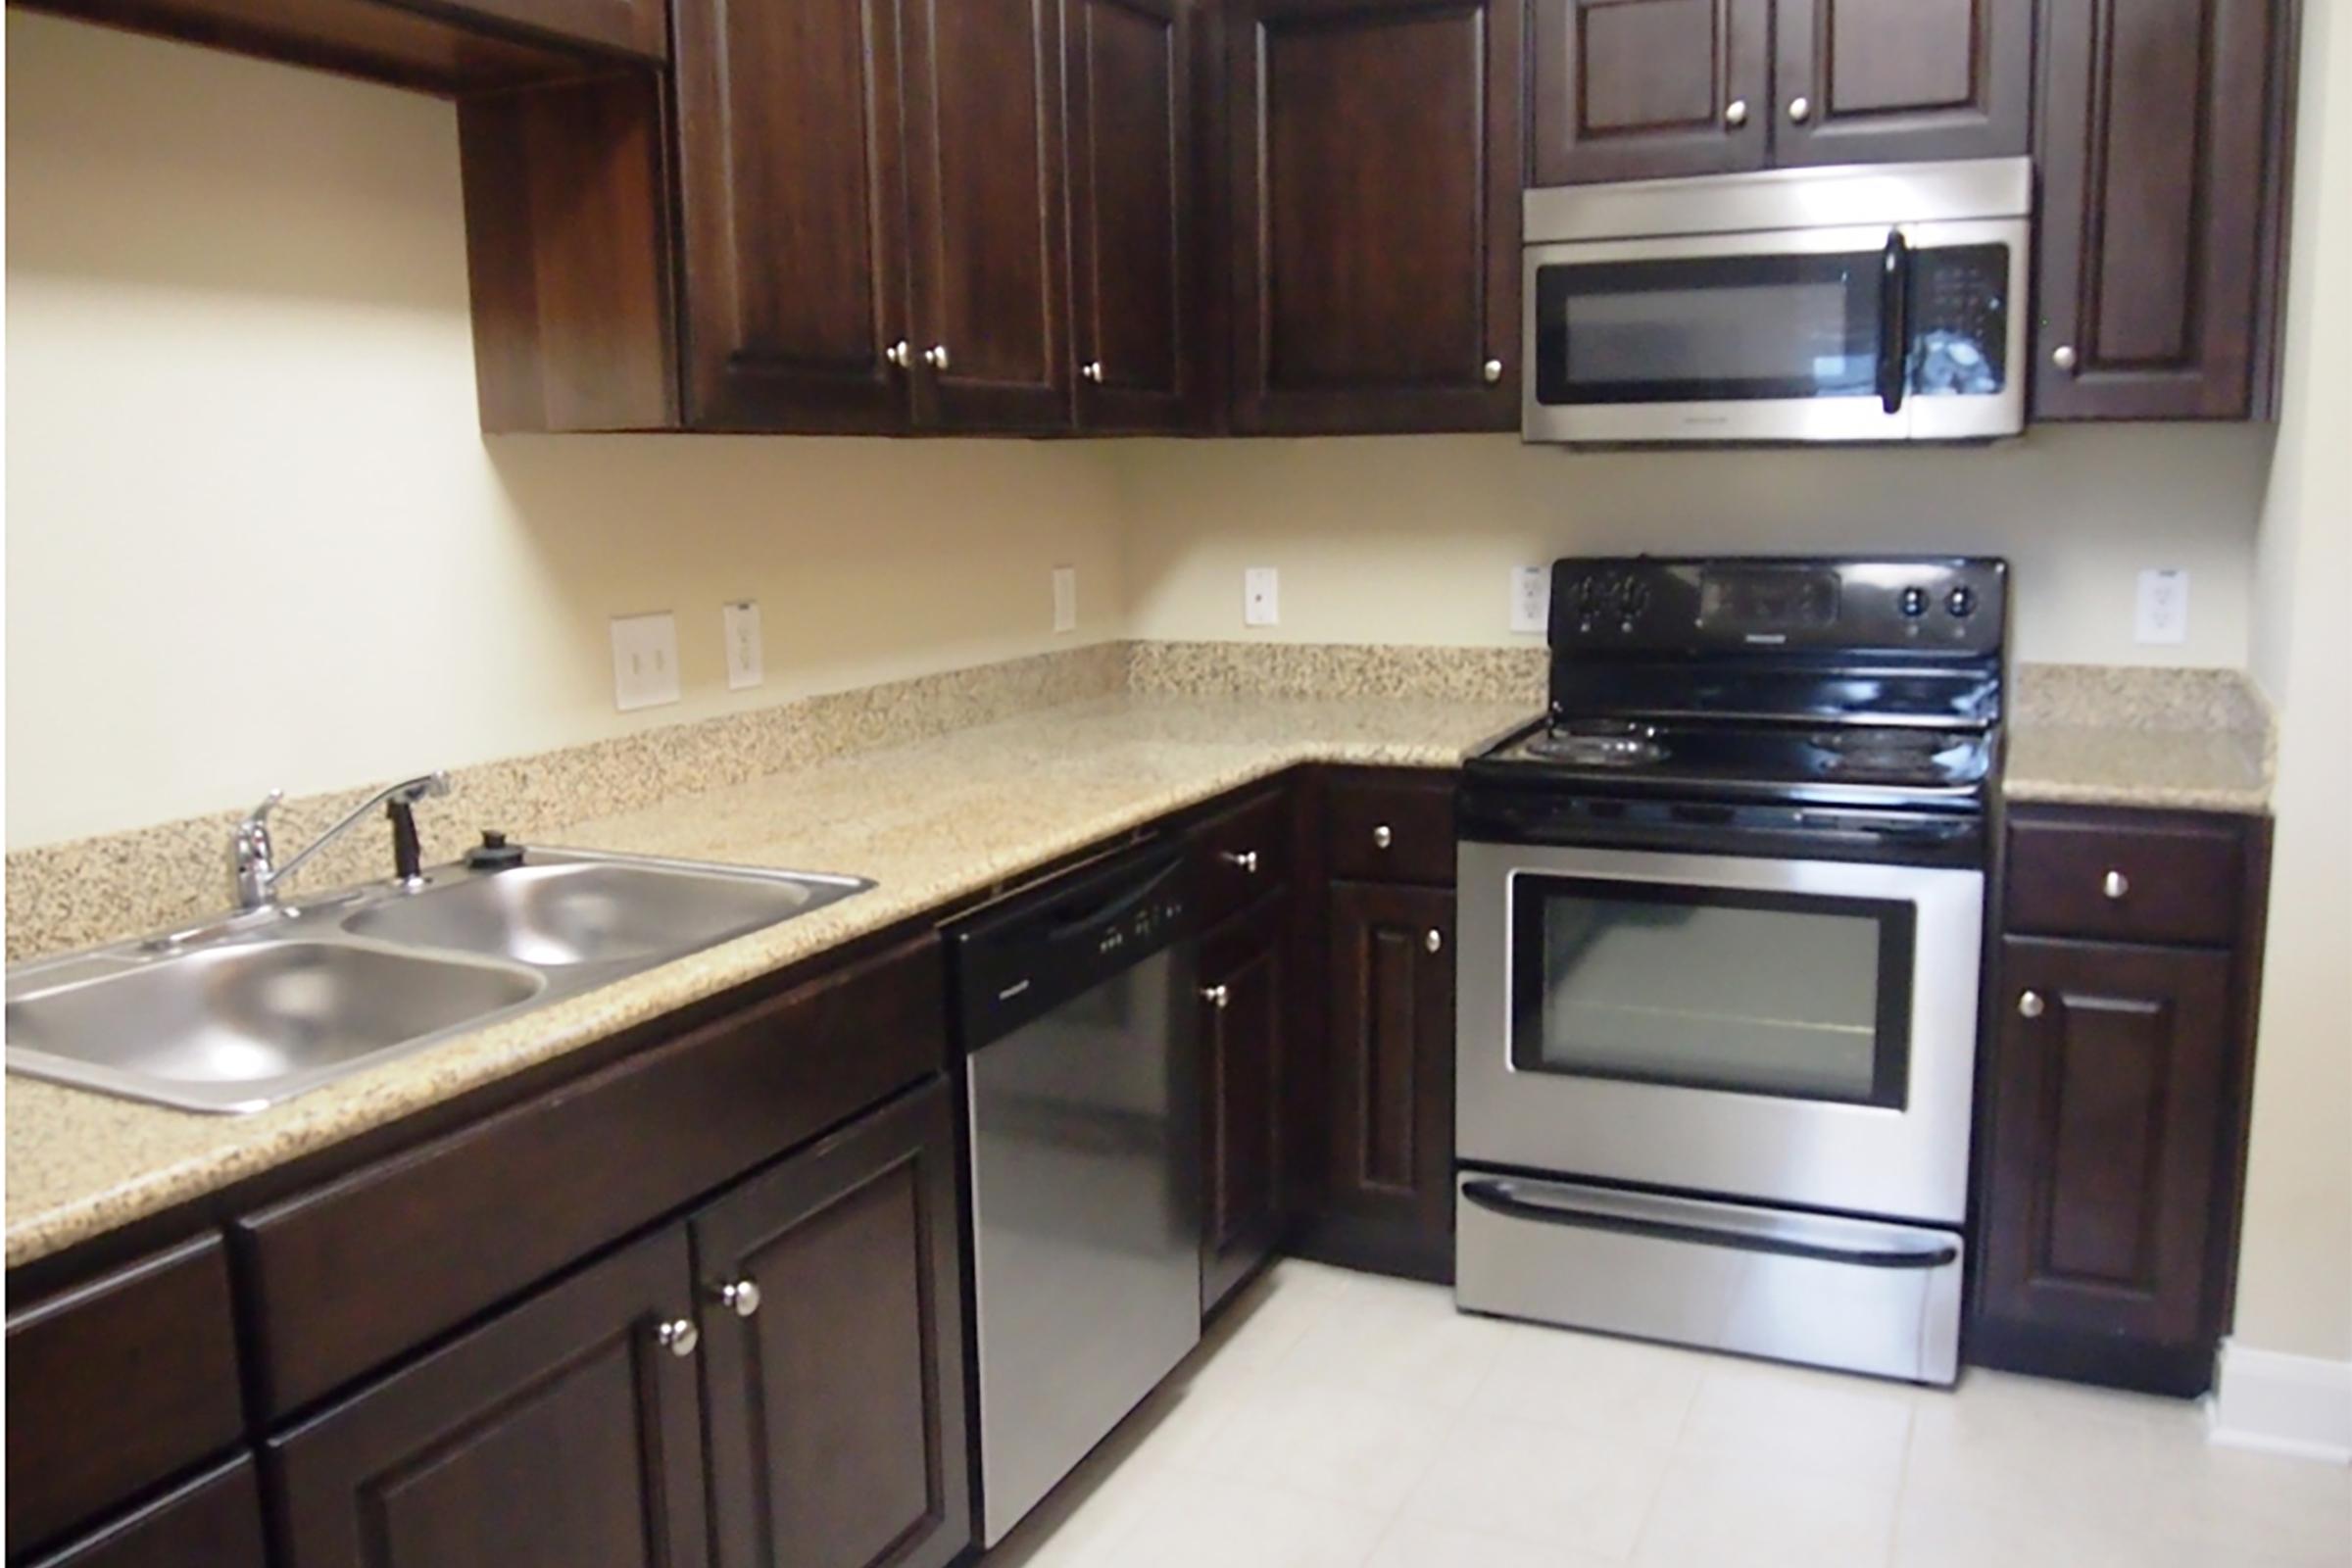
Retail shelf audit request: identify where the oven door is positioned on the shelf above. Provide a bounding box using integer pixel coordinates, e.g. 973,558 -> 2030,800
1456,839 -> 1984,1223
1521,219 -> 2027,444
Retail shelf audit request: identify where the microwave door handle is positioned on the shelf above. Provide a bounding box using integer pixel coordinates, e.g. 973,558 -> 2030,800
1877,228 -> 1911,416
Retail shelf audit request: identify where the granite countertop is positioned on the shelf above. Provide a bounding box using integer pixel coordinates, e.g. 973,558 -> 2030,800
2003,723 -> 2273,812
4,693 -> 1529,1267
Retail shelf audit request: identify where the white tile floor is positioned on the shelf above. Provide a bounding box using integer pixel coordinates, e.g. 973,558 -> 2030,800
987,1259 -> 2352,1568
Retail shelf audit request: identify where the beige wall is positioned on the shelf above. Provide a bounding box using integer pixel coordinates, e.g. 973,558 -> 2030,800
2234,0 -> 2352,1367
3,13 -> 1125,849
1112,425 -> 2273,667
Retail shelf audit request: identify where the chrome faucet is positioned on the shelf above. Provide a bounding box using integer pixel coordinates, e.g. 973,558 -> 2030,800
230,771 -> 452,910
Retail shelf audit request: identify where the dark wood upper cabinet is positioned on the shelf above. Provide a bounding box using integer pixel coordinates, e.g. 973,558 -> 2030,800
1227,0 -> 1523,433
1200,894 -> 1289,1311
672,0 -> 915,431
903,0 -> 1074,429
1771,0 -> 2032,165
1322,880 -> 1456,1281
1067,0 -> 1204,430
2034,0 -> 2285,419
269,1228 -> 710,1568
1530,0 -> 1771,183
693,1081 -> 970,1568
1981,938 -> 2233,1347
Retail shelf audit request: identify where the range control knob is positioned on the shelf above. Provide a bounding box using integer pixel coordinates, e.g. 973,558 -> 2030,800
1898,586 -> 1931,618
1616,577 -> 1652,621
1946,585 -> 1978,618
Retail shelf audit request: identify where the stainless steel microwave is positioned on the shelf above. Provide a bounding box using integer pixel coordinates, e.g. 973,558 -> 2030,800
1522,158 -> 2031,445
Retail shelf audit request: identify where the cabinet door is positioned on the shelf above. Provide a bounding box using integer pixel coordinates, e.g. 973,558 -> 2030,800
1067,0 -> 1202,431
270,1229 -> 709,1568
1769,0 -> 2031,166
24,1458 -> 265,1568
1529,0 -> 1770,183
903,0 -> 1073,429
2034,0 -> 2280,419
674,0 -> 914,430
694,1080 -> 970,1568
1200,895 -> 1288,1311
1324,882 -> 1456,1281
1228,0 -> 1522,433
1981,939 -> 2232,1346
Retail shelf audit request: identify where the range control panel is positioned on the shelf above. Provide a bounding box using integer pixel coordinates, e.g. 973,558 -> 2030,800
1550,557 -> 2007,655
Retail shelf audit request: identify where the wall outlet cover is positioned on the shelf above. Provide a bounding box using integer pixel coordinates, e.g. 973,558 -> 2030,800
611,612 -> 682,710
1245,566 -> 1280,626
1053,566 -> 1078,633
1510,565 -> 1548,635
2135,567 -> 2189,645
723,600 -> 763,690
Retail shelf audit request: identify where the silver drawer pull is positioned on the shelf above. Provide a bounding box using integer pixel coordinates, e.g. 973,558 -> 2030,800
2102,869 -> 2130,900
1201,984 -> 1230,1010
2019,991 -> 2045,1019
1218,849 -> 1260,874
1425,928 -> 1444,955
714,1280 -> 761,1318
655,1317 -> 700,1357
1372,824 -> 1394,850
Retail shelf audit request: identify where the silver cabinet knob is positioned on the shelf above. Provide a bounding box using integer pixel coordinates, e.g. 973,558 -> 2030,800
1482,359 -> 1503,384
715,1280 -> 761,1318
2052,344 -> 2079,371
655,1317 -> 700,1357
1372,824 -> 1394,850
1424,928 -> 1444,955
1201,984 -> 1230,1010
1082,360 -> 1105,383
1218,849 -> 1260,874
1788,96 -> 1811,122
922,344 -> 951,371
2019,991 -> 2045,1019
1724,98 -> 1748,128
2102,869 -> 2130,900
886,339 -> 912,370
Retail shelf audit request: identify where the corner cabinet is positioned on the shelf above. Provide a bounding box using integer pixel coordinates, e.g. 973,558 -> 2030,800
2032,0 -> 2290,420
1225,0 -> 1523,433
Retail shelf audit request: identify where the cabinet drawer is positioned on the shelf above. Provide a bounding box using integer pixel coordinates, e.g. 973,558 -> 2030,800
24,1457 -> 265,1568
1190,788 -> 1291,926
2005,812 -> 2245,946
1327,772 -> 1456,886
236,934 -> 945,1417
6,1234 -> 246,1556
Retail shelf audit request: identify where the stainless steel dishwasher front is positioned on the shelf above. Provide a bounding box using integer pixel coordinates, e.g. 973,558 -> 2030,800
954,844 -> 1202,1546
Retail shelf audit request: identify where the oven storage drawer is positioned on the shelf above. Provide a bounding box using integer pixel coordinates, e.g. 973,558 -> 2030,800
1454,1174 -> 1964,1385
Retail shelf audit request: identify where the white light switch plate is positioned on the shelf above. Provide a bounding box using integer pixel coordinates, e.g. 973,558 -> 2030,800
1053,566 -> 1078,633
2135,568 -> 2189,645
611,612 -> 681,710
1245,566 -> 1280,626
723,601 -> 764,690
1510,565 -> 1548,634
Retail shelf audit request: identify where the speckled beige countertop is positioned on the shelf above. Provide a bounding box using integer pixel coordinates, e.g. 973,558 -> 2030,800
2005,662 -> 2275,813
4,693 -> 1528,1267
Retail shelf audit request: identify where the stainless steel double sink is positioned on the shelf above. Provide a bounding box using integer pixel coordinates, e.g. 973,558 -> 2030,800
5,850 -> 871,1114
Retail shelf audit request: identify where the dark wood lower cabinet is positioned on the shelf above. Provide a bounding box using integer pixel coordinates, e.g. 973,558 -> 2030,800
1315,880 -> 1456,1282
1200,893 -> 1289,1311
24,1459 -> 266,1568
693,1080 -> 970,1568
268,1228 -> 710,1568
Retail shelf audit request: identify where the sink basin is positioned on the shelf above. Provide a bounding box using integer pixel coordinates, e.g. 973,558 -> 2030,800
340,861 -> 857,967
5,942 -> 543,1113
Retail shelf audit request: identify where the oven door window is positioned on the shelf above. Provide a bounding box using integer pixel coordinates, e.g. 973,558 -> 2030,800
1533,251 -> 1886,407
1509,877 -> 1915,1107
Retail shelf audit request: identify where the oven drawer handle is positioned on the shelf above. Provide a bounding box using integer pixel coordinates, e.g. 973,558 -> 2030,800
1459,1180 -> 1958,1271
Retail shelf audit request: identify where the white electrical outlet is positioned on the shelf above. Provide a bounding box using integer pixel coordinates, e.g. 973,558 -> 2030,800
1052,566 -> 1078,633
1245,567 -> 1280,626
1510,565 -> 1549,635
611,612 -> 681,710
723,601 -> 764,690
2135,567 -> 2189,646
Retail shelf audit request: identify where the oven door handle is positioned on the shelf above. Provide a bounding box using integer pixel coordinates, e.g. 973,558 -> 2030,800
1460,1179 -> 1958,1270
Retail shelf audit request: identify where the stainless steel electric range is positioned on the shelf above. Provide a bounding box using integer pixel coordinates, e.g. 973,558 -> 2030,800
1453,556 -> 2006,1385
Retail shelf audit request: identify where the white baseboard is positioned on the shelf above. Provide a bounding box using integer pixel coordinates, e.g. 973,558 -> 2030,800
2206,1341 -> 2352,1464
